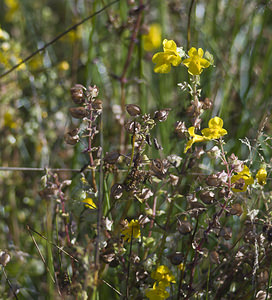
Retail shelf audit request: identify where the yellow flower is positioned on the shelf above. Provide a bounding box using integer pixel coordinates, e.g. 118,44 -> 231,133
152,39 -> 182,73
256,167 -> 267,186
182,47 -> 210,75
151,265 -> 176,286
231,165 -> 254,192
4,111 -> 17,129
143,24 -> 161,52
58,61 -> 70,71
184,127 -> 208,153
122,219 -> 141,242
146,282 -> 169,300
82,198 -> 97,209
201,117 -> 228,140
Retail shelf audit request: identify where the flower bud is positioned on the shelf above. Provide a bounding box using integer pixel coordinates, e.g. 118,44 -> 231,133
126,104 -> 142,116
154,109 -> 171,122
70,84 -> 85,104
69,107 -> 88,119
89,85 -> 99,98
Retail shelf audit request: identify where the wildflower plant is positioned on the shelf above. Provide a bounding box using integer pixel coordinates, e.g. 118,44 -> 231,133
1,2 -> 272,300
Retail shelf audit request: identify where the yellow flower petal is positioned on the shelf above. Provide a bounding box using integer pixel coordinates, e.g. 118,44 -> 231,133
256,167 -> 267,186
82,198 -> 97,209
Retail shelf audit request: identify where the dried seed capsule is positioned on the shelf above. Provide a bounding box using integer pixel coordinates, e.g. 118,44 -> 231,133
110,183 -> 124,199
178,220 -> 192,234
92,99 -> 103,110
104,151 -> 120,164
126,104 -> 142,116
70,84 -> 85,104
230,203 -> 243,216
199,190 -> 215,204
69,107 -> 88,119
169,252 -> 183,265
175,121 -> 187,138
64,133 -> 79,145
124,121 -> 141,134
0,251 -> 10,267
154,108 -> 171,122
209,251 -> 220,264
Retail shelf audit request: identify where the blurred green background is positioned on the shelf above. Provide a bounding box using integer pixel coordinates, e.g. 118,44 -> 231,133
0,0 -> 272,298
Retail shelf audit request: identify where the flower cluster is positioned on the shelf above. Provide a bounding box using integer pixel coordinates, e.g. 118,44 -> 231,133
152,39 -> 210,75
184,116 -> 227,153
146,265 -> 176,300
231,166 -> 267,192
121,219 -> 141,242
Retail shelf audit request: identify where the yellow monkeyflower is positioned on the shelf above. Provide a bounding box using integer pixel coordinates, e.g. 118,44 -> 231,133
231,165 -> 254,192
4,111 -> 17,129
146,282 -> 170,300
201,117 -> 228,140
151,265 -> 176,286
143,24 -> 161,51
122,219 -> 141,242
152,39 -> 182,73
184,127 -> 208,153
182,47 -> 210,75
82,197 -> 97,209
256,167 -> 267,186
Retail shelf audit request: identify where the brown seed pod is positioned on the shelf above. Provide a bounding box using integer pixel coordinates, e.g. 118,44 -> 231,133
178,220 -> 193,234
199,190 -> 215,204
70,84 -> 85,104
169,252 -> 183,265
124,121 -> 141,134
154,108 -> 171,122
0,251 -> 10,267
126,104 -> 142,116
110,183 -> 124,199
93,99 -> 103,110
104,151 -> 120,164
69,107 -> 88,119
209,251 -> 220,264
230,203 -> 243,216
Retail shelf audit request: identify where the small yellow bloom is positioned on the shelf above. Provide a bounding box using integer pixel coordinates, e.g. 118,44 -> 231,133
145,282 -> 169,300
184,127 -> 208,153
231,165 -> 254,192
256,167 -> 267,186
122,219 -> 141,242
182,47 -> 210,75
151,265 -> 176,286
152,39 -> 182,73
143,24 -> 161,52
201,117 -> 228,140
178,263 -> 185,271
4,111 -> 17,129
58,61 -> 70,71
82,198 -> 97,209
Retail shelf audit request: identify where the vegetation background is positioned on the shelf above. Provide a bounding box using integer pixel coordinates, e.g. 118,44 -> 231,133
0,0 -> 272,299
